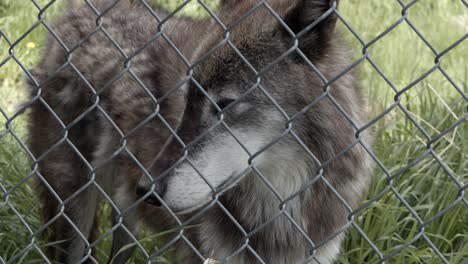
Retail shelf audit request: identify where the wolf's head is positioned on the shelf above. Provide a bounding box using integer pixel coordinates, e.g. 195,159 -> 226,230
136,0 -> 349,213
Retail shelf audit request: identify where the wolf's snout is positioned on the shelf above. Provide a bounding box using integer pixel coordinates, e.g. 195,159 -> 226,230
136,184 -> 165,207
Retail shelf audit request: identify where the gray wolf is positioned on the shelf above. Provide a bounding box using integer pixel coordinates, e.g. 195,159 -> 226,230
27,0 -> 372,263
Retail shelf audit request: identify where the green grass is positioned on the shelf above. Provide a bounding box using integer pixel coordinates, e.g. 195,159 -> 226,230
1,0 -> 467,263
337,1 -> 467,263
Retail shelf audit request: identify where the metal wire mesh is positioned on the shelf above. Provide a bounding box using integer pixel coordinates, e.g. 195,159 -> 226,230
0,0 -> 466,263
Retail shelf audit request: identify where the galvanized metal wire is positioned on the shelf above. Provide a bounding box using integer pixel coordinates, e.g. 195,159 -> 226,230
0,0 -> 466,263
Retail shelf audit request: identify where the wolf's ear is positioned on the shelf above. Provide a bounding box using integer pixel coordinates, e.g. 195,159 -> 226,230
282,0 -> 339,59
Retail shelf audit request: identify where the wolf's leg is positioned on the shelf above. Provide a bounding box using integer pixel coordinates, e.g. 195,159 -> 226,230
37,163 -> 100,263
36,181 -> 65,261
65,186 -> 100,263
108,207 -> 141,264
36,122 -> 100,263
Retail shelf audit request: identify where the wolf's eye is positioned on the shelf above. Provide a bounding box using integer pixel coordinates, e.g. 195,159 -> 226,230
216,99 -> 236,110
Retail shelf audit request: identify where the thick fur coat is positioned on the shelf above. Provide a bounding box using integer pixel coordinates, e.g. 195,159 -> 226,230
27,0 -> 372,263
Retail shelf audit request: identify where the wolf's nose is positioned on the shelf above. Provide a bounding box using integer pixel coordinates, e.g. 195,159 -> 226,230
136,185 -> 162,207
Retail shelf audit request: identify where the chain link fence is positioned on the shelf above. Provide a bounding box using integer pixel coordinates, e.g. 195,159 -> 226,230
0,0 -> 466,263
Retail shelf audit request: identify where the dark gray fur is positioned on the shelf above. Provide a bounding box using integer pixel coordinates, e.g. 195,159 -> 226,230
26,0 -> 202,262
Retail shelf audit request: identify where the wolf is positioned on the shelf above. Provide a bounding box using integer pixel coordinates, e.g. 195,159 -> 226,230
27,0 -> 372,263
134,0 -> 373,263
